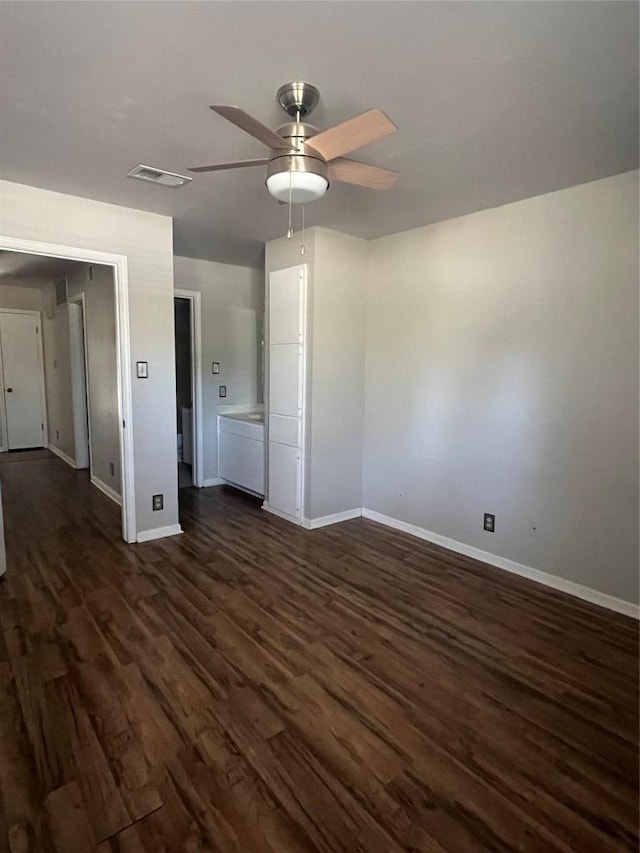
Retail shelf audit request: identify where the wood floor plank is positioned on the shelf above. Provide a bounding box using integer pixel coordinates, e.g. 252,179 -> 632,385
0,458 -> 637,851
45,781 -> 97,853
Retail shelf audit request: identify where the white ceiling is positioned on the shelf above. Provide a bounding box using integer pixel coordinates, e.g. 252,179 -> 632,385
0,251 -> 83,287
1,1 -> 637,268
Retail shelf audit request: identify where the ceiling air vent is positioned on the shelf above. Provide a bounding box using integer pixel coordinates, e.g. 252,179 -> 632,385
127,164 -> 192,188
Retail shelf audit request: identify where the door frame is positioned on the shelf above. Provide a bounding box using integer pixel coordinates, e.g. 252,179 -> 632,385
67,294 -> 91,472
0,235 -> 135,543
174,289 -> 204,487
0,308 -> 48,450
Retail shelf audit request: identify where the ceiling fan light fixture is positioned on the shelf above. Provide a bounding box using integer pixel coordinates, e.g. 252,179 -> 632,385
266,154 -> 329,203
266,171 -> 328,203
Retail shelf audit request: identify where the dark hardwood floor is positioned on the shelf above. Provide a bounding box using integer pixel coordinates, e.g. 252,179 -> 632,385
0,454 -> 638,852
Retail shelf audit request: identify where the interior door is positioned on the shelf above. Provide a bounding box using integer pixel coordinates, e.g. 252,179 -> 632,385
0,311 -> 46,450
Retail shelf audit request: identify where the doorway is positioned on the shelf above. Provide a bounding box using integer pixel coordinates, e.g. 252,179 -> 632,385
174,297 -> 192,487
174,289 -> 203,490
0,237 -> 135,542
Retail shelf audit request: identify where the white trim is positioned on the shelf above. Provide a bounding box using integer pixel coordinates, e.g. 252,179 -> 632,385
361,508 -> 640,620
262,502 -> 301,525
0,308 -> 48,449
0,236 -> 135,543
302,508 -> 362,529
48,442 -> 77,468
174,289 -> 204,488
202,477 -> 225,487
0,333 -> 7,453
91,475 -> 122,506
67,296 -> 90,471
136,523 -> 183,543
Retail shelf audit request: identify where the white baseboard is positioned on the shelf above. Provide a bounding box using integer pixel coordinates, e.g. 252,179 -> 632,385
361,508 -> 639,620
49,443 -> 77,469
136,523 -> 183,543
262,503 -> 301,525
302,508 -> 362,530
202,477 -> 225,487
90,475 -> 122,506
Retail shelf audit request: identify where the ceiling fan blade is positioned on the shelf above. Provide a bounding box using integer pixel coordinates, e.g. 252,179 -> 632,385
189,158 -> 269,173
209,105 -> 289,150
305,108 -> 396,161
329,158 -> 398,190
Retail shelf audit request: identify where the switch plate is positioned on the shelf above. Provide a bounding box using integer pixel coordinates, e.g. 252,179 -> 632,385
483,512 -> 495,533
152,494 -> 163,511
136,361 -> 149,379
212,362 -> 220,374
219,385 -> 227,398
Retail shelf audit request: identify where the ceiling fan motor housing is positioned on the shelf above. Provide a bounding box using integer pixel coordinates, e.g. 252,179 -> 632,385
276,81 -> 320,118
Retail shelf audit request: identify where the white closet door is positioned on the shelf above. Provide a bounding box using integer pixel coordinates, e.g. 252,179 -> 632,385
267,265 -> 306,522
0,311 -> 46,450
267,442 -> 300,518
269,344 -> 302,417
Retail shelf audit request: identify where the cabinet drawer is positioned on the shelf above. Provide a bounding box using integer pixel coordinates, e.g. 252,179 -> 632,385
218,415 -> 264,441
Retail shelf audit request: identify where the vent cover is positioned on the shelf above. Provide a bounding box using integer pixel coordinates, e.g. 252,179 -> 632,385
127,164 -> 192,188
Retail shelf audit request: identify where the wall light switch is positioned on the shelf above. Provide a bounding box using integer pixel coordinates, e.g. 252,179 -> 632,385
219,385 -> 227,398
136,361 -> 148,379
212,362 -> 220,374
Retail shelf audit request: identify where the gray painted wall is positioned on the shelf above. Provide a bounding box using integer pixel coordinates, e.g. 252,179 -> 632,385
41,286 -> 75,461
0,283 -> 42,311
0,179 -> 178,538
309,228 -> 367,518
173,256 -> 263,482
363,170 -> 639,603
67,264 -> 121,495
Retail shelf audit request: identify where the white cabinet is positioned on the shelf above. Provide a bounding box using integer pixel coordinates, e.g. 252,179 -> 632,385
265,265 -> 306,523
218,415 -> 264,496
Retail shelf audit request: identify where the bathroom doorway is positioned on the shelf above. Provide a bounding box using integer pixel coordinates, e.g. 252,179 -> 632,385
173,290 -> 203,489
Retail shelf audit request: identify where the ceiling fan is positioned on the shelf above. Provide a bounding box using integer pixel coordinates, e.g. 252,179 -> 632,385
189,81 -> 398,203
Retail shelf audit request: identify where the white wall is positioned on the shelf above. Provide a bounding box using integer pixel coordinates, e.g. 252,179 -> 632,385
0,180 -> 178,538
364,170 -> 639,604
173,256 -> 263,482
67,264 -> 121,495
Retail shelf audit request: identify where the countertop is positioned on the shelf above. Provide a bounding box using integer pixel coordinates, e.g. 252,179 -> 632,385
218,411 -> 264,424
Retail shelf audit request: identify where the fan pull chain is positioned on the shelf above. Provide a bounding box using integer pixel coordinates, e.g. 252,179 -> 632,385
300,205 -> 306,256
287,165 -> 293,239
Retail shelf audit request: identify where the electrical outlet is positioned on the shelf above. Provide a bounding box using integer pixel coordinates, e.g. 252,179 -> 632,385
483,512 -> 495,533
110,462 -> 115,476
219,385 -> 227,398
212,362 -> 220,374
152,494 -> 163,511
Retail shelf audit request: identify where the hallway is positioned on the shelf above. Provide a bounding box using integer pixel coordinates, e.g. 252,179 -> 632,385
0,455 -> 638,851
